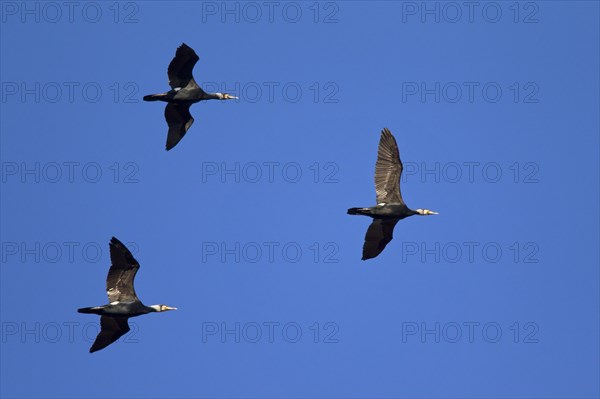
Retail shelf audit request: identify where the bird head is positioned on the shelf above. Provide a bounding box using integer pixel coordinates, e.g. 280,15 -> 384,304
216,93 -> 238,100
150,305 -> 178,312
415,209 -> 439,215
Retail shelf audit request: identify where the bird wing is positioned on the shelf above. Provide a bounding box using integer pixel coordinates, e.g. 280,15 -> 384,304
375,128 -> 404,204
89,316 -> 130,353
362,218 -> 400,260
106,237 -> 140,303
168,43 -> 200,90
164,103 -> 194,151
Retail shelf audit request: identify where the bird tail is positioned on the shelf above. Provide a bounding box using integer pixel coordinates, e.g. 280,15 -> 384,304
78,307 -> 100,314
143,93 -> 166,102
347,207 -> 370,216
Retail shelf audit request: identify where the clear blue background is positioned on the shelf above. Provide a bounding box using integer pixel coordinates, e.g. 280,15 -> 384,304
1,1 -> 598,398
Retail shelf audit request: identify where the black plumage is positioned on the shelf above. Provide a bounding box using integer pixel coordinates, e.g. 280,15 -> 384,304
348,128 -> 438,260
77,237 -> 176,353
143,43 -> 238,150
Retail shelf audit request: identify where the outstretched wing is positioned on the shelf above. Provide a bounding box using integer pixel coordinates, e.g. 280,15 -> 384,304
90,316 -> 130,353
375,128 -> 404,204
362,218 -> 400,260
106,237 -> 140,303
168,43 -> 200,90
164,103 -> 194,151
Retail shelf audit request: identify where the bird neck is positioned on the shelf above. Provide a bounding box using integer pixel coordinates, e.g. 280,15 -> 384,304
205,92 -> 222,100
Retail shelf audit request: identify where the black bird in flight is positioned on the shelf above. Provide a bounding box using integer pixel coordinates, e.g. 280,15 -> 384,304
348,128 -> 438,260
143,43 -> 237,150
78,237 -> 177,353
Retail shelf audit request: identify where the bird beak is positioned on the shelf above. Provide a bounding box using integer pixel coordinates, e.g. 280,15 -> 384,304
165,306 -> 177,311
223,94 -> 238,100
428,211 -> 439,215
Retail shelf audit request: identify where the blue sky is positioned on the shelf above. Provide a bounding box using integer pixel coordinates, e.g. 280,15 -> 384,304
1,1 -> 598,398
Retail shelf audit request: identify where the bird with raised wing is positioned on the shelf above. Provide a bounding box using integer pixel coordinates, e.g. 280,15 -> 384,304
348,128 -> 438,260
143,43 -> 238,150
77,237 -> 176,353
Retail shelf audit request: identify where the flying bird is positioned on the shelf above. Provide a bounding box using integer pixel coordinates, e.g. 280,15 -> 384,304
78,237 -> 177,353
143,43 -> 238,150
348,128 -> 438,260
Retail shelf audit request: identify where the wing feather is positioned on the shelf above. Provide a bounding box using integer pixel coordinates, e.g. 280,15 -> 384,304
89,316 -> 130,353
167,43 -> 200,89
375,128 -> 404,204
164,103 -> 194,151
362,218 -> 400,260
106,237 -> 140,303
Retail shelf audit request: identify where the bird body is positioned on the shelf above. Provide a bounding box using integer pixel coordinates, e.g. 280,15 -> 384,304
78,301 -> 160,317
77,237 -> 176,353
348,203 -> 418,219
144,43 -> 237,150
348,128 -> 438,260
143,86 -> 221,104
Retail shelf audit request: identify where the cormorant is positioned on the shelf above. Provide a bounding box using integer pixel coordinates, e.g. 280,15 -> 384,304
348,128 -> 438,260
143,43 -> 238,151
78,237 -> 176,353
